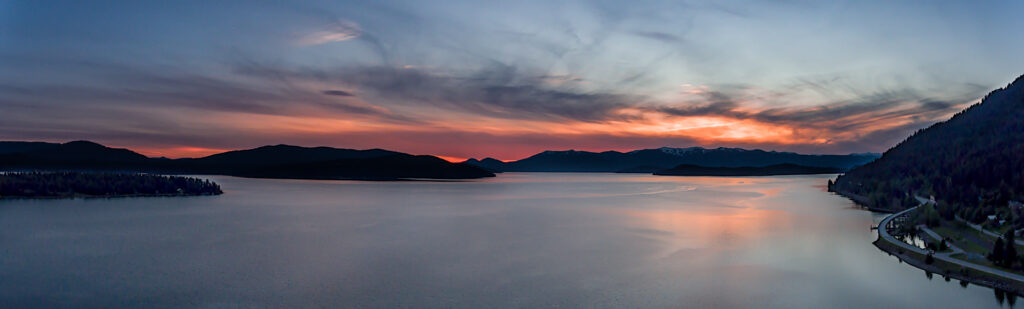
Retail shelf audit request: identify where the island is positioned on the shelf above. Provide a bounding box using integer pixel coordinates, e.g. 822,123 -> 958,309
654,163 -> 841,176
0,172 -> 223,198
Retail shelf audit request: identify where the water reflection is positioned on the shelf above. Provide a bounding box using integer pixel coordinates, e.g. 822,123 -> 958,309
0,173 -> 1014,307
992,289 -> 1019,307
613,207 -> 790,257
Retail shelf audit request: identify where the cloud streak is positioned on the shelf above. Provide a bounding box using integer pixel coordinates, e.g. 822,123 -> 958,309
235,61 -> 986,137
0,57 -> 991,160
296,20 -> 362,46
0,61 -> 419,126
322,90 -> 355,96
235,62 -> 642,122
2,0 -> 1019,160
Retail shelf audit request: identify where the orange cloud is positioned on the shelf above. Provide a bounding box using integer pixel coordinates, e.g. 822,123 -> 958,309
114,95 -> 963,160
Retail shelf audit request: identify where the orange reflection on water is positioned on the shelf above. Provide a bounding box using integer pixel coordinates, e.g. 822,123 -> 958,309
609,180 -> 794,258
620,208 -> 790,254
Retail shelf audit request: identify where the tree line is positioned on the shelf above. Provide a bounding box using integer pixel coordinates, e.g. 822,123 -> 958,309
832,77 -> 1024,230
0,172 -> 222,198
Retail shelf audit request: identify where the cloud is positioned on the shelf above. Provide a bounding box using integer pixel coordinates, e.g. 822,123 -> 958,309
322,89 -> 355,96
0,61 -> 417,125
228,61 -> 993,152
297,20 -> 362,46
658,80 -> 985,129
234,62 -> 642,122
647,79 -> 989,151
632,31 -> 684,43
0,56 -> 994,159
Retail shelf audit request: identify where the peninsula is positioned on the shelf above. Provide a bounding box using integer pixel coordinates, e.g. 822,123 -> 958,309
0,172 -> 222,198
831,74 -> 1024,293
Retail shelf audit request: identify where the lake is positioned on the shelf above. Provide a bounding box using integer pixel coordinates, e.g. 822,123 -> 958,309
0,173 -> 1013,307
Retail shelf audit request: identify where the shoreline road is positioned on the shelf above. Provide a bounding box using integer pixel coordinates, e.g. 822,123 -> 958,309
877,205 -> 1024,283
917,225 -> 987,260
918,225 -> 965,255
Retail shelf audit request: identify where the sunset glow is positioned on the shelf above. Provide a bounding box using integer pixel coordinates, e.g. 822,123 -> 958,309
2,1 -> 1021,160
5,1 -> 1024,307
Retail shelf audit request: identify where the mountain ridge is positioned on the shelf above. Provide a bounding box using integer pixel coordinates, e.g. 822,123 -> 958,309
464,147 -> 879,173
831,74 -> 1024,215
0,141 -> 494,180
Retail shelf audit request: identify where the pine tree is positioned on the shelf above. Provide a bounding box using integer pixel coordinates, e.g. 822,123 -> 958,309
1005,231 -> 1018,268
991,237 -> 1006,264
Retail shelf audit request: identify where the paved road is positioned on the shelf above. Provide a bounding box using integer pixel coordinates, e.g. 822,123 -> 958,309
918,225 -> 965,255
917,225 -> 989,261
877,205 -> 1024,282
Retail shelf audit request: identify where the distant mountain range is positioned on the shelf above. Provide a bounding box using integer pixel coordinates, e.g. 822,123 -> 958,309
0,141 -> 495,180
464,147 -> 879,173
832,74 -> 1024,214
0,141 -> 880,180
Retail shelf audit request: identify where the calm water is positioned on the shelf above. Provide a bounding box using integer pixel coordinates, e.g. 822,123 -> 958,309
0,173 -> 1014,308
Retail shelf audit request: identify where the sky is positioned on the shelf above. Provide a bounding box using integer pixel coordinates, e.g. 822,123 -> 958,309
1,0 -> 1023,161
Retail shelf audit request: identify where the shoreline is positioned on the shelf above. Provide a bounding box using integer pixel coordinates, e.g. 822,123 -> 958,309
830,188 -> 899,213
0,192 -> 222,200
835,189 -> 1024,295
874,237 -> 1024,294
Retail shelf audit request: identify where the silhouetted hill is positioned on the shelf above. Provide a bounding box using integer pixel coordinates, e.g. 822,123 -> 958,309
832,74 -> 1024,219
656,163 -> 841,176
0,141 -> 59,155
461,158 -> 506,173
174,145 -> 404,174
465,147 -> 878,173
0,141 -> 494,180
0,141 -> 151,170
237,154 -> 495,180
34,141 -> 150,162
193,145 -> 399,166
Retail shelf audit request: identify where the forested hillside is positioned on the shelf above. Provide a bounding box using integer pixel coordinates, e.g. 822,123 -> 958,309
832,75 -> 1024,224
